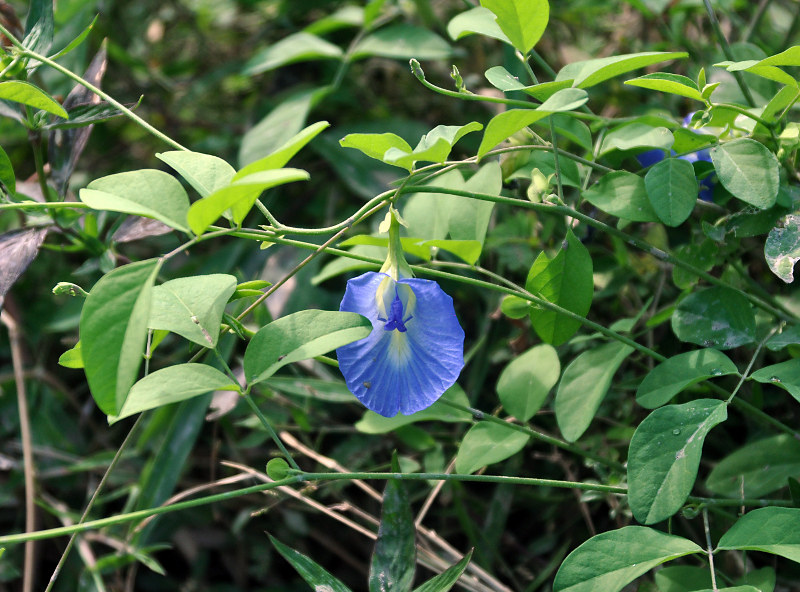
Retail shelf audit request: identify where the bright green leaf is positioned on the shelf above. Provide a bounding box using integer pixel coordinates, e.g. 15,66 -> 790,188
111,363 -> 239,423
479,0 -> 549,55
751,359 -> 800,403
186,168 -> 309,235
625,72 -> 704,101
242,32 -> 343,76
636,349 -> 738,409
244,310 -> 372,385
555,342 -> 633,442
80,259 -> 162,415
707,434 -> 800,498
386,122 -> 483,170
58,340 -> 83,369
765,214 -> 800,283
236,121 -> 329,179
447,6 -> 510,43
671,287 -> 756,349
148,274 -> 236,348
600,123 -> 673,155
526,228 -> 593,346
156,151 -> 235,198
556,51 -> 688,89
455,422 -> 530,475
582,171 -> 659,222
717,507 -> 800,563
644,158 -> 698,226
711,138 -> 780,209
80,170 -> 191,233
497,344 -> 560,422
0,81 -> 67,118
0,144 -> 15,193
628,399 -> 727,524
340,132 -> 413,163
552,526 -> 702,592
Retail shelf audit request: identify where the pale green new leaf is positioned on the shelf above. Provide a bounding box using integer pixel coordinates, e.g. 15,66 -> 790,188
156,151 -> 236,198
0,81 -> 68,118
625,72 -> 704,101
80,169 -> 191,233
455,422 -> 530,475
340,132 -> 413,163
555,342 -> 633,442
556,51 -> 688,89
552,526 -> 702,592
628,399 -> 727,524
111,364 -> 239,423
497,344 -> 560,422
244,310 -> 372,385
236,121 -> 329,179
447,6 -> 510,43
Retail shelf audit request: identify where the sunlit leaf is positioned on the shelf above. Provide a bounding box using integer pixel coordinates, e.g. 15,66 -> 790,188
479,0 -> 548,55
717,507 -> 800,563
456,422 -> 530,475
644,158 -> 698,227
671,287 -> 756,349
711,138 -> 779,209
497,344 -> 560,422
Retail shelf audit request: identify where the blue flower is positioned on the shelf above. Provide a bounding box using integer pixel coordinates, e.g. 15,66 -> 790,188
336,271 -> 465,417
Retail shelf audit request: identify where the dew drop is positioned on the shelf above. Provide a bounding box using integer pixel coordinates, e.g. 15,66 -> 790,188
672,428 -> 682,435
770,376 -> 782,383
709,368 -> 723,376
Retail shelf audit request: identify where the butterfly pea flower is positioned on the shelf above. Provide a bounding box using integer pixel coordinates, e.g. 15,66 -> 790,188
336,211 -> 465,417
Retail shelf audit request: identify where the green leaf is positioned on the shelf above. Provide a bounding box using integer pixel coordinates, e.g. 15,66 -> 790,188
767,324 -> 800,351
340,132 -> 413,163
412,549 -> 473,592
479,0 -> 549,55
0,144 -> 15,193
717,507 -> 800,563
312,245 -> 384,285
711,138 -> 780,209
751,359 -> 800,403
628,399 -> 727,524
448,161 -> 500,245
270,535 -> 353,592
497,344 -> 560,421
477,88 -> 589,158
736,567 -> 776,592
242,32 -> 343,76
235,121 -> 329,179
304,5 -> 364,35
356,385 -> 472,433
266,458 -> 290,481
238,87 -> 325,168
386,122 -> 483,170
369,462 -> 416,592
340,235 -> 483,265
556,51 -> 688,89
352,24 -> 452,61
48,15 -> 98,60
706,434 -> 800,498
80,169 -> 191,233
0,81 -> 68,118
552,526 -> 702,592
148,274 -> 237,348
23,0 -> 54,58
156,151 -> 236,198
244,310 -> 372,385
58,341 -> 83,369
500,295 -> 530,319
625,72 -> 704,101
455,422 -> 530,475
636,349 -> 738,409
80,259 -> 162,415
555,342 -> 634,442
526,228 -> 593,346
447,6 -> 511,43
600,123 -> 673,155
581,171 -> 659,222
111,363 -> 239,423
654,565 -> 712,592
186,168 -> 309,235
484,67 -> 573,100
765,214 -> 800,283
671,287 -> 756,350
644,158 -> 698,227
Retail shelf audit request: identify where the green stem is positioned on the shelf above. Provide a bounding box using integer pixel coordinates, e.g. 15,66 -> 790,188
0,21 -> 188,151
242,391 -> 301,472
0,201 -> 90,211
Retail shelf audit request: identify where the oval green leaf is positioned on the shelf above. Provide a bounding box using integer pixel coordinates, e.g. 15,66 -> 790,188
582,171 -> 659,222
751,359 -> 800,403
555,342 -> 634,442
455,422 -> 530,475
80,169 -> 191,233
447,6 -> 511,43
479,0 -> 549,55
244,310 -> 372,385
628,399 -> 727,524
644,158 -> 698,227
711,138 -> 779,209
552,526 -> 702,592
80,259 -> 162,415
149,274 -> 237,348
497,344 -> 560,422
636,349 -> 738,409
706,434 -> 800,498
526,228 -> 593,346
111,363 -> 239,423
156,151 -> 236,198
625,72 -> 704,101
671,287 -> 756,349
717,507 -> 800,563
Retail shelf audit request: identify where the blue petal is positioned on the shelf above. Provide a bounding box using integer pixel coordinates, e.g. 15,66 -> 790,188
636,149 -> 666,168
337,272 -> 465,417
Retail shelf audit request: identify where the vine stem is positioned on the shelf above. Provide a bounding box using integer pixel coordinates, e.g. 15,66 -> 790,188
0,22 -> 187,151
703,508 -> 719,591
